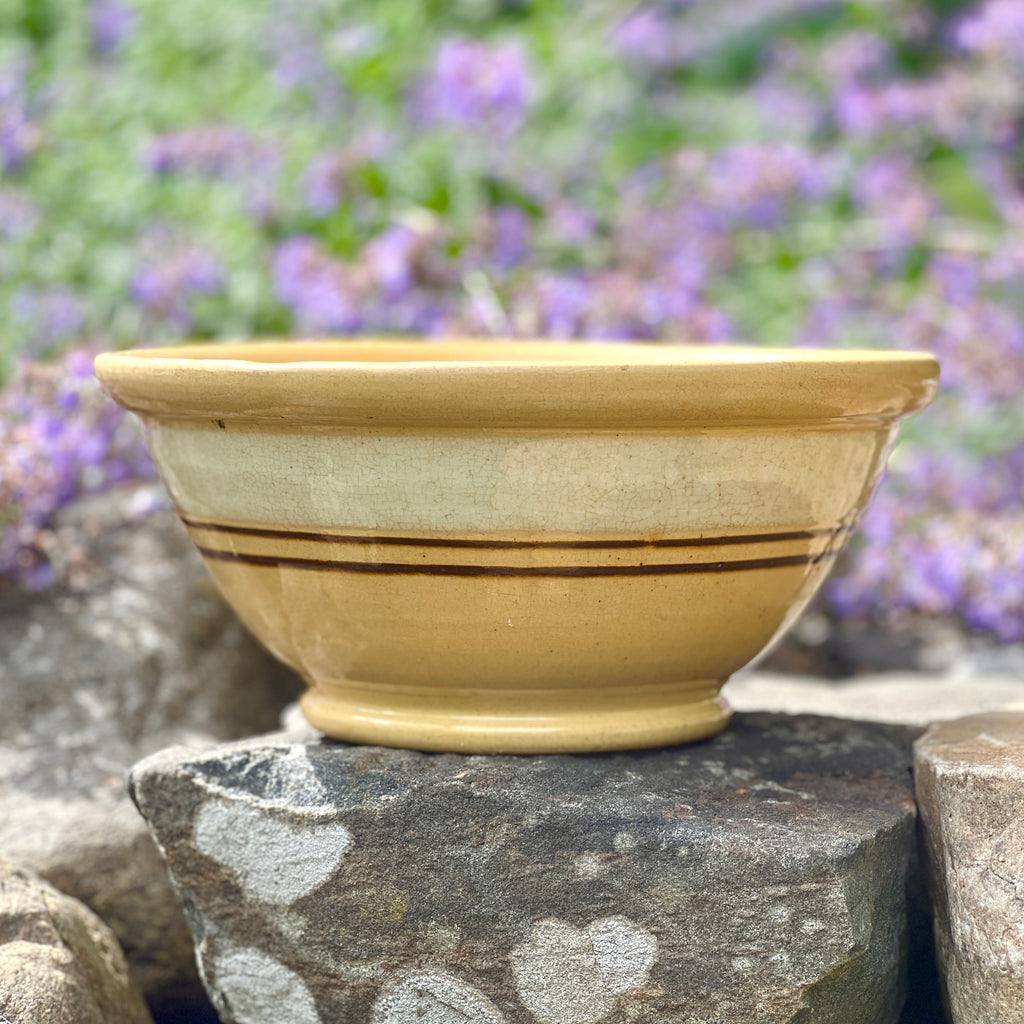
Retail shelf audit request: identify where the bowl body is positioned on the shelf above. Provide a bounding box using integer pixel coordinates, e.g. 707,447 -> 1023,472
95,340 -> 939,753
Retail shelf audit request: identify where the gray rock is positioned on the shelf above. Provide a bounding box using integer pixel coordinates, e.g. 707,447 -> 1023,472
0,857 -> 154,1024
0,484 -> 302,1017
729,670 -> 1024,727
914,712 -> 1024,1023
131,712 -> 920,1024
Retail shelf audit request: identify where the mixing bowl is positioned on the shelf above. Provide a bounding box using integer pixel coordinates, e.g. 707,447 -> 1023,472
95,340 -> 938,753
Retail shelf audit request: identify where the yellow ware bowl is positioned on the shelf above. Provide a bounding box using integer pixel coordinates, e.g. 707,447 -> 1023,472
95,340 -> 938,754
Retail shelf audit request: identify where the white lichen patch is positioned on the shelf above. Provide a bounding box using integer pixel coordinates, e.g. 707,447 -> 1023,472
571,852 -> 607,880
587,917 -> 657,994
612,831 -> 638,853
195,799 -> 352,904
426,922 -> 463,954
371,969 -> 507,1024
751,780 -> 815,802
213,945 -> 320,1024
511,917 -> 657,1024
189,745 -> 333,807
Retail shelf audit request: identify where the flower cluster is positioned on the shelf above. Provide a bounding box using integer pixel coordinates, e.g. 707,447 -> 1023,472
0,349 -> 154,589
418,38 -> 532,138
271,220 -> 451,335
0,63 -> 41,173
89,0 -> 137,57
145,126 -> 275,180
144,126 -> 281,220
131,241 -> 225,330
956,0 -> 1024,63
828,448 -> 1024,642
9,287 -> 84,358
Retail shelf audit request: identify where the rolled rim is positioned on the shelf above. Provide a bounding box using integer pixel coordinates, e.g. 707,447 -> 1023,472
94,339 -> 940,429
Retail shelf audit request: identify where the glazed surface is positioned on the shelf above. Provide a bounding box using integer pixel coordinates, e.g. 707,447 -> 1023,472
94,340 -> 940,752
150,427 -> 887,532
95,340 -> 939,428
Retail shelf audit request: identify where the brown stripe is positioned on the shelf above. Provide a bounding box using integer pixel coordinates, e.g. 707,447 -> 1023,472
194,545 -> 836,577
180,516 -> 847,550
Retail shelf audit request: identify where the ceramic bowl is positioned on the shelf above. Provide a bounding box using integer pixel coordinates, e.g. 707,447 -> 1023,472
95,340 -> 938,753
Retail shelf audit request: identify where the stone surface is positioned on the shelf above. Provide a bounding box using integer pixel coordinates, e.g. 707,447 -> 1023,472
131,712 -> 921,1024
729,670 -> 1024,727
914,711 -> 1024,1023
0,858 -> 153,1024
0,484 -> 302,1018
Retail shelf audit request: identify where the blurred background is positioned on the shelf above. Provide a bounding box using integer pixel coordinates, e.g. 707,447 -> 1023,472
1,0 -> 1022,674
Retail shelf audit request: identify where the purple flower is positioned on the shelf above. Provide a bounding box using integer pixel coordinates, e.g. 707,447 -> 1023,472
90,0 -> 137,56
752,79 -> 823,140
383,294 -> 450,335
956,0 -> 1024,63
853,153 -> 936,245
421,38 -> 532,138
488,206 -> 531,270
265,1 -> 343,116
707,144 -> 829,228
0,186 -> 39,237
536,275 -> 591,336
819,31 -> 890,84
143,126 -> 283,222
303,152 -> 349,216
144,126 -> 278,180
927,252 -> 981,305
271,237 -> 321,307
131,245 -> 224,328
271,237 -> 363,333
9,288 -> 84,356
964,561 -> 1024,641
363,225 -> 421,299
610,9 -> 677,69
640,274 -> 698,327
545,201 -> 597,247
0,65 -> 40,172
302,135 -> 390,217
834,73 -> 972,142
905,531 -> 968,616
825,431 -> 1024,639
275,216 -> 450,329
0,347 -> 155,589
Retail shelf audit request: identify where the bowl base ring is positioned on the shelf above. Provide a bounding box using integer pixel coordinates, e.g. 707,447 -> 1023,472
298,679 -> 732,754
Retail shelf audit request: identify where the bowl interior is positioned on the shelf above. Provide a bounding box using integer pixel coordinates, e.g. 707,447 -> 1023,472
98,337 -> 932,366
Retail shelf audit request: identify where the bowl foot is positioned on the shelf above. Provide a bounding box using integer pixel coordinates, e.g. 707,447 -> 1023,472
299,679 -> 732,754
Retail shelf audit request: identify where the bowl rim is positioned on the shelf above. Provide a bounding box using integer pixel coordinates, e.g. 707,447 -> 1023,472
94,338 -> 940,429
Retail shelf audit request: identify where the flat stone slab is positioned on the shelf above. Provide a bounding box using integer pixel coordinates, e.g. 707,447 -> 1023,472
131,713 -> 920,1024
915,712 -> 1024,1023
729,671 -> 1024,727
